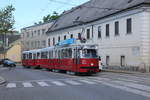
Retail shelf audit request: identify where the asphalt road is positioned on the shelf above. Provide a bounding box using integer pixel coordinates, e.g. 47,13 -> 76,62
0,66 -> 150,100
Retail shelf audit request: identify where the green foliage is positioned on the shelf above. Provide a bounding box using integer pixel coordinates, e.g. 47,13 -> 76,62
35,11 -> 60,24
0,5 -> 15,34
43,11 -> 60,22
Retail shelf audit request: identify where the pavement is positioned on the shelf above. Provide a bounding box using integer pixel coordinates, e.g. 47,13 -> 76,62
0,65 -> 6,85
1,66 -> 150,100
101,68 -> 150,75
0,76 -> 5,85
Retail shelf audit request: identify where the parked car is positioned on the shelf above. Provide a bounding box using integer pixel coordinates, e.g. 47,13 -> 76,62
2,59 -> 16,67
0,58 -> 9,65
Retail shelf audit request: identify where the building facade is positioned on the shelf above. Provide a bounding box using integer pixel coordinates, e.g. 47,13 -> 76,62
0,35 -> 21,62
21,21 -> 54,51
46,0 -> 150,72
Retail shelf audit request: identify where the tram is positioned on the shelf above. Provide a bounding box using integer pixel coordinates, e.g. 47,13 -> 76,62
22,38 -> 100,75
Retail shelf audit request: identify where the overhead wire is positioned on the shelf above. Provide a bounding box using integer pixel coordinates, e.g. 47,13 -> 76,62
49,0 -> 121,10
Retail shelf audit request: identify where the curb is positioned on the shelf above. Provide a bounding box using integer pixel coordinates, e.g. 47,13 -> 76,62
0,76 -> 6,85
102,69 -> 143,74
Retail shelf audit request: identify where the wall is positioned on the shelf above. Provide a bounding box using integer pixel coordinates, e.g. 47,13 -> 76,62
21,22 -> 53,51
47,8 -> 148,69
6,43 -> 21,62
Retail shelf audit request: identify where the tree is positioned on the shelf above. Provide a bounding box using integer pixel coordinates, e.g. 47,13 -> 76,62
0,5 -> 15,34
0,5 -> 15,52
35,11 -> 60,24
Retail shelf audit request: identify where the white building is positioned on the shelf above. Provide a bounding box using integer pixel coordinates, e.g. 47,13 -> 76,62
46,0 -> 150,72
21,21 -> 54,51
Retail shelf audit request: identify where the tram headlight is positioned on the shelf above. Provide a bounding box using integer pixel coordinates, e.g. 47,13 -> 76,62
91,63 -> 94,66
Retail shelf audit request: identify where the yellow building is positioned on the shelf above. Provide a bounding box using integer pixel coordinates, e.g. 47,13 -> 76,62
0,39 -> 21,63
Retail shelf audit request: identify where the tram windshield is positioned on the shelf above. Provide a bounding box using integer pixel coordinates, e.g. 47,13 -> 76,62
81,49 -> 98,58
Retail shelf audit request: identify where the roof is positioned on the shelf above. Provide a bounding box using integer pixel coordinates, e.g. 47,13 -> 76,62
0,34 -> 21,52
21,20 -> 54,30
47,0 -> 150,33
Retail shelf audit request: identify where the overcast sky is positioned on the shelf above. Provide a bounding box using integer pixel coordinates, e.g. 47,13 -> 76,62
0,0 -> 89,32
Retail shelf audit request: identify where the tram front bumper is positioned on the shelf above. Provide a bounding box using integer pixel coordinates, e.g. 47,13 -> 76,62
79,66 -> 99,73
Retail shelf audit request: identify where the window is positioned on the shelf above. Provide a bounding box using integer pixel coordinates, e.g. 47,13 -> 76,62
70,34 -> 73,38
87,29 -> 90,39
48,38 -> 50,46
35,41 -> 37,48
34,31 -> 36,36
38,30 -> 40,36
26,41 -> 28,47
64,35 -> 66,40
42,29 -> 45,35
98,26 -> 101,38
31,41 -> 34,47
106,24 -> 109,37
27,32 -> 29,37
121,56 -> 125,66
29,53 -> 32,59
53,38 -> 55,45
115,21 -> 119,36
32,31 -> 34,37
41,52 -> 48,59
106,56 -> 110,66
127,18 -> 132,34
37,52 -> 40,59
37,41 -> 40,48
58,36 -> 60,42
42,40 -> 46,47
78,33 -> 81,40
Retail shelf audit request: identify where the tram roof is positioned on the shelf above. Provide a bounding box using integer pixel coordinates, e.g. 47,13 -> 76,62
22,49 -> 42,54
41,46 -> 54,52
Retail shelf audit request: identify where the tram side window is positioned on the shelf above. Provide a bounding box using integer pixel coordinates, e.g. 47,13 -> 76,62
61,49 -> 72,58
26,54 -> 29,59
61,49 -> 65,59
33,54 -> 36,59
68,48 -> 72,58
37,52 -> 40,59
29,53 -> 32,59
55,50 -> 58,59
58,50 -> 61,59
49,51 -> 53,59
41,52 -> 48,59
23,54 -> 26,60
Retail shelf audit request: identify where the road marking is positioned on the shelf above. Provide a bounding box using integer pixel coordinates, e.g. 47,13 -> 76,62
65,80 -> 81,85
51,81 -> 66,86
114,80 -> 150,92
79,80 -> 96,84
23,82 -> 33,87
116,78 -> 139,83
91,77 -> 111,81
95,80 -> 150,98
37,82 -> 49,87
6,83 -> 16,88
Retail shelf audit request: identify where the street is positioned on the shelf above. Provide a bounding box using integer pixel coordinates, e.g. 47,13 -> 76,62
0,66 -> 150,100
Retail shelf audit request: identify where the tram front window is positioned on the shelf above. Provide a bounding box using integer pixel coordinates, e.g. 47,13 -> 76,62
81,49 -> 98,58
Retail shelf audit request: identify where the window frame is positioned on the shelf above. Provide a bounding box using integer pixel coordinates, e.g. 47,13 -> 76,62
106,24 -> 110,37
127,18 -> 132,34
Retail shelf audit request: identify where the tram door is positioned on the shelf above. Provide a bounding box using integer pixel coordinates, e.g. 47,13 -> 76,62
33,53 -> 36,66
73,48 -> 80,72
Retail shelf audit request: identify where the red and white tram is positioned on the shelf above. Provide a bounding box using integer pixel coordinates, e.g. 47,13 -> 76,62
22,38 -> 100,75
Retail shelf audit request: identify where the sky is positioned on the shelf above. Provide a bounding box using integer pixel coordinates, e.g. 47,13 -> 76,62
0,0 -> 89,32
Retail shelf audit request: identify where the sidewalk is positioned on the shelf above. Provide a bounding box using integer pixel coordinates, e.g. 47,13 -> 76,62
102,69 -> 150,76
0,76 -> 5,85
0,65 -> 6,85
